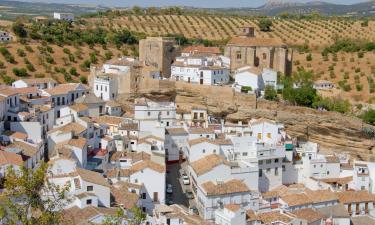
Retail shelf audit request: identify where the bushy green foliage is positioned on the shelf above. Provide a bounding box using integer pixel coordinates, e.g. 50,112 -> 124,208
12,21 -> 27,38
0,47 -> 16,64
323,39 -> 375,54
258,18 -> 273,32
264,85 -> 278,101
312,97 -> 351,113
79,75 -> 87,84
12,67 -> 28,77
361,109 -> 375,125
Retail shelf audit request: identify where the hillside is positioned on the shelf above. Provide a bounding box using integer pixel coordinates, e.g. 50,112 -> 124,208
0,13 -> 374,102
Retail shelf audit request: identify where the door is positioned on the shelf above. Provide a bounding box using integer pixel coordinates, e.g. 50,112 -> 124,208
200,79 -> 203,85
153,192 -> 158,202
188,77 -> 190,83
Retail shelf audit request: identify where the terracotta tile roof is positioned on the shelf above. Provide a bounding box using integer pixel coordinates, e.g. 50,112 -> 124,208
74,93 -> 104,104
6,141 -> 38,157
325,155 -> 340,163
68,137 -> 87,149
316,204 -> 350,219
48,122 -> 86,135
11,87 -> 41,95
139,135 -> 164,142
224,204 -> 241,212
106,168 -> 131,178
188,137 -> 212,146
69,103 -> 88,112
182,45 -> 221,55
337,191 -> 375,204
105,100 -> 121,107
130,160 -> 165,174
109,151 -> 150,163
316,176 -> 353,185
188,137 -> 232,146
19,78 -> 57,85
75,167 -> 110,187
44,83 -> 88,96
305,189 -> 338,204
166,128 -> 188,135
201,179 -> 250,196
246,209 -> 257,221
92,116 -> 124,125
3,131 -> 28,140
111,182 -> 139,209
0,88 -> 18,97
188,127 -> 214,134
262,190 -> 279,199
227,37 -> 285,47
120,123 -> 139,131
281,193 -> 313,207
190,154 -> 228,176
0,150 -> 24,166
0,95 -> 5,101
290,208 -> 323,223
257,211 -> 293,224
63,206 -> 117,225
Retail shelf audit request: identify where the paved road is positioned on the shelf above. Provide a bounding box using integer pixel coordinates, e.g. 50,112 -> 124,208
166,163 -> 189,207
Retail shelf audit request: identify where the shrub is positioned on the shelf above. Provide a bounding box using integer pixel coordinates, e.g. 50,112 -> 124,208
0,47 -> 16,64
264,85 -> 278,101
312,97 -> 350,114
258,18 -> 273,32
241,86 -> 252,92
46,46 -> 54,53
306,53 -> 312,61
12,68 -> 28,77
0,60 -> 4,69
1,73 -> 15,85
70,67 -> 78,76
358,52 -> 364,58
104,51 -> 113,60
12,22 -> 27,38
26,63 -> 35,72
17,49 -> 26,57
64,73 -> 72,82
356,84 -> 363,91
63,48 -> 71,55
25,45 -> 33,53
361,109 -> 375,125
34,73 -> 45,78
45,56 -> 55,64
79,76 -> 87,84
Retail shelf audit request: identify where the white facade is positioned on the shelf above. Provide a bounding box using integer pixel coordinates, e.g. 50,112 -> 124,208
53,12 -> 74,21
93,74 -> 117,101
233,67 -> 278,93
134,99 -> 176,128
215,206 -> 246,225
12,78 -> 57,89
171,55 -> 229,85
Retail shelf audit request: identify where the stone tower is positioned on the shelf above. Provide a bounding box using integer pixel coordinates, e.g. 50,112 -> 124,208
139,37 -> 180,78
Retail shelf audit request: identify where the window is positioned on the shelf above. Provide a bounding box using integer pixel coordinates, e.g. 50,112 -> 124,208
282,165 -> 286,172
274,159 -> 279,163
262,53 -> 267,60
243,152 -> 248,156
135,179 -> 138,183
267,133 -> 271,138
266,168 -> 271,173
275,167 -> 278,176
259,160 -> 263,165
153,192 -> 158,202
147,112 -> 151,117
142,193 -> 146,199
87,186 -> 93,191
257,133 -> 262,139
266,159 -> 271,164
327,171 -> 330,175
202,149 -> 206,153
86,199 -> 92,205
236,51 -> 241,60
259,169 -> 262,177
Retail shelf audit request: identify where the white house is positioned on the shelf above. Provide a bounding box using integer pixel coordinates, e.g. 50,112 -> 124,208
171,55 -> 229,85
93,74 -> 117,101
313,80 -> 334,90
53,12 -> 74,21
215,204 -> 246,225
196,179 -> 258,221
12,78 -> 57,89
0,150 -> 25,178
48,165 -> 110,208
0,31 -> 11,42
134,98 -> 177,128
165,128 -> 188,163
233,66 -> 278,93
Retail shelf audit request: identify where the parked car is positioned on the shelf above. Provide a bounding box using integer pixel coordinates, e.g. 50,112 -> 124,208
182,174 -> 190,185
166,184 -> 173,194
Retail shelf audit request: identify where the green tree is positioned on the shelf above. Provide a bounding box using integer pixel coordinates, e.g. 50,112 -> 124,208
258,18 -> 273,32
264,85 -> 278,101
0,163 -> 70,225
12,21 -> 27,38
361,109 -> 375,125
79,76 -> 87,84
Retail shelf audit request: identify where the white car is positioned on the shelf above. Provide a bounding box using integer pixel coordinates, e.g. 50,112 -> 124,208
166,184 -> 173,194
182,175 -> 190,185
